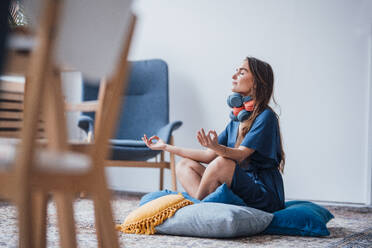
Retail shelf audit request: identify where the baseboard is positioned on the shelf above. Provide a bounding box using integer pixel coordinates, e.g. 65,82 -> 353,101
286,198 -> 372,208
111,189 -> 147,197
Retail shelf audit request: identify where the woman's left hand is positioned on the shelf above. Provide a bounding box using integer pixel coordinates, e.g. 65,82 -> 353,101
197,128 -> 219,150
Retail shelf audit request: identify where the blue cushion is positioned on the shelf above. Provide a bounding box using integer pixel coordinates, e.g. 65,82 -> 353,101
139,189 -> 200,206
263,200 -> 334,236
156,202 -> 273,238
110,139 -> 147,147
202,183 -> 247,206
110,145 -> 161,161
139,183 -> 246,207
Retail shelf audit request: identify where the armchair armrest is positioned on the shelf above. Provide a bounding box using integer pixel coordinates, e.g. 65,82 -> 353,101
78,115 -> 94,141
156,121 -> 183,144
68,101 -> 99,142
65,100 -> 99,112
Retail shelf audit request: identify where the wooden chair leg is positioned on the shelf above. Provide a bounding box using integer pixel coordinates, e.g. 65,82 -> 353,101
55,192 -> 77,248
93,197 -> 119,248
92,194 -> 104,248
159,152 -> 165,190
32,191 -> 48,248
159,168 -> 164,190
92,178 -> 119,248
17,191 -> 33,248
170,151 -> 177,191
170,136 -> 177,191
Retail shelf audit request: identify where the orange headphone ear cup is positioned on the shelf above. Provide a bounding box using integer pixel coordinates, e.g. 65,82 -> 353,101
243,101 -> 255,111
230,111 -> 238,121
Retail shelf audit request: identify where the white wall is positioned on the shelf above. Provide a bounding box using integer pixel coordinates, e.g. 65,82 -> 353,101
73,0 -> 372,204
368,22 -> 372,205
61,71 -> 84,140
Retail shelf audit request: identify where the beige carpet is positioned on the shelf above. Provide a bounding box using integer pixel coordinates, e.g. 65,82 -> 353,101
1,192 -> 372,248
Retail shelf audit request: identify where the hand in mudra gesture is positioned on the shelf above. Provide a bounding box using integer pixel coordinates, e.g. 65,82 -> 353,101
197,128 -> 219,149
142,134 -> 166,150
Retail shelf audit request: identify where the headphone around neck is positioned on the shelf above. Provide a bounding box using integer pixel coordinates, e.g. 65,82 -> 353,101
227,93 -> 255,122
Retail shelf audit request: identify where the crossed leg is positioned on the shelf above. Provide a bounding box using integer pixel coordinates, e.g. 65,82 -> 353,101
176,156 -> 236,200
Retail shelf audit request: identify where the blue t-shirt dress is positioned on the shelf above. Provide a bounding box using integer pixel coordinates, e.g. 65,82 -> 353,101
218,108 -> 285,213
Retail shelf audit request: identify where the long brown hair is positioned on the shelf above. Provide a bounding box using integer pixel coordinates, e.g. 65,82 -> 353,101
235,57 -> 285,173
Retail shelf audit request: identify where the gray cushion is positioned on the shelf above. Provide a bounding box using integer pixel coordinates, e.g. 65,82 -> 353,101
156,202 -> 273,238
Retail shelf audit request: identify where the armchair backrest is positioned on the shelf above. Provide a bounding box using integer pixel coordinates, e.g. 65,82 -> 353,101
82,59 -> 169,140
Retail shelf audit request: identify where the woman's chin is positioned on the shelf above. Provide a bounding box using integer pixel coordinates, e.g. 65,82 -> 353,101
231,89 -> 250,96
231,88 -> 242,94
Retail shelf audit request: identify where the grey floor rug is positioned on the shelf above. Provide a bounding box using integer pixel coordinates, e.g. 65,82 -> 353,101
328,227 -> 372,248
1,192 -> 372,248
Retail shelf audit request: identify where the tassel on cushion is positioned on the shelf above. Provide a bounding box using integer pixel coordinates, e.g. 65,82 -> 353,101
116,193 -> 193,235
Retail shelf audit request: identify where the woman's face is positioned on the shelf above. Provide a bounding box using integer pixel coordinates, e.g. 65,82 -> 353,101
231,60 -> 255,97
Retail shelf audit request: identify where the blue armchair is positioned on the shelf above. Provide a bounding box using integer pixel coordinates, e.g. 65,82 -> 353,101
78,59 -> 182,190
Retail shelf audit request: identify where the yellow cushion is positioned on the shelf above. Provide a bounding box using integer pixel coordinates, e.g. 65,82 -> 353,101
116,193 -> 193,235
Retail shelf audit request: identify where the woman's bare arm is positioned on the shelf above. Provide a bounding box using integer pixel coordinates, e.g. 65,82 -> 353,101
197,128 -> 255,162
164,145 -> 217,164
211,144 -> 254,162
142,134 -> 217,163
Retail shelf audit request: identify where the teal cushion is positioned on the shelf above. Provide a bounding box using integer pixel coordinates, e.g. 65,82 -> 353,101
110,139 -> 147,147
139,189 -> 200,206
139,183 -> 246,207
202,183 -> 247,206
263,200 -> 334,236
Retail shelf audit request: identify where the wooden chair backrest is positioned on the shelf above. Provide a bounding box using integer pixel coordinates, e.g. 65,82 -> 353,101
0,30 -> 46,140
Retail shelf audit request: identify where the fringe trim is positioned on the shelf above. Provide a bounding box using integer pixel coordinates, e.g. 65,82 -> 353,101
116,198 -> 193,235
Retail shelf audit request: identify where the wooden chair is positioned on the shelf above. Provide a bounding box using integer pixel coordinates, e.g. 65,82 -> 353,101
0,80 -> 38,247
0,4 -> 50,248
0,9 -> 52,248
1,0 -> 136,247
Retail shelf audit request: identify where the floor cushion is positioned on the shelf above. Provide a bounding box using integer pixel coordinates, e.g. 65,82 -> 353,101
139,189 -> 200,206
116,193 -> 193,235
139,183 -> 246,206
202,183 -> 247,206
156,202 -> 273,238
263,200 -> 334,236
138,188 -> 334,237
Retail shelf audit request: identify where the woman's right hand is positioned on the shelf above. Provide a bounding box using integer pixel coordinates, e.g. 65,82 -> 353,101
142,134 -> 167,150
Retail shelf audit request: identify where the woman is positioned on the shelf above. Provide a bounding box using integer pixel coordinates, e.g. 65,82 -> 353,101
142,57 -> 285,213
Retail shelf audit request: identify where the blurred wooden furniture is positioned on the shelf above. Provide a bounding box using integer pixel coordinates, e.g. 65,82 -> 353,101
0,84 -> 37,247
0,13 -> 49,248
0,79 -> 46,139
0,0 -> 136,247
0,80 -> 25,137
33,3 -> 136,248
0,4 -> 49,248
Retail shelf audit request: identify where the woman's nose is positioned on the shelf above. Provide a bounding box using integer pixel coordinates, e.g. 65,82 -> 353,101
232,73 -> 237,80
